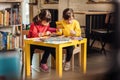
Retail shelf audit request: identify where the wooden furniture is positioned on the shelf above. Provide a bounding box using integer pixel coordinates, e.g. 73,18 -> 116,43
90,13 -> 114,55
87,0 -> 113,4
74,11 -> 112,49
0,1 -> 23,78
22,30 -> 44,53
21,30 -> 29,74
24,38 -> 87,78
22,30 -> 29,47
0,0 -> 23,50
22,30 -> 45,72
0,0 -> 22,2
72,45 -> 81,71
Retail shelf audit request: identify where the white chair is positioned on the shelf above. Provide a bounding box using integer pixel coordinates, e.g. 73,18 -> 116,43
63,45 -> 81,71
22,30 -> 44,72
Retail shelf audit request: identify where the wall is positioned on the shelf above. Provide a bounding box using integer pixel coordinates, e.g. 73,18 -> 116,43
32,0 -> 58,17
33,0 -> 114,26
22,0 -> 29,24
0,3 -> 11,10
59,0 -> 114,26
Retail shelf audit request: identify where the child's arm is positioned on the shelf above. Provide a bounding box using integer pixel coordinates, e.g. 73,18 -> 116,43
56,21 -> 63,35
48,27 -> 56,32
28,23 -> 39,38
74,21 -> 81,37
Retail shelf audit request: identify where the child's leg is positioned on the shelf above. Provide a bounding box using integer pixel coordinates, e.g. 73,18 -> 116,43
63,46 -> 75,71
50,48 -> 56,68
40,47 -> 51,64
65,46 -> 75,62
30,45 -> 36,65
40,47 -> 55,64
40,47 -> 54,72
50,48 -> 56,59
30,45 -> 44,65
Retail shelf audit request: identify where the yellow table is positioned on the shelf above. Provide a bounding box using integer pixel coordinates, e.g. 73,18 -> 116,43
24,38 -> 87,78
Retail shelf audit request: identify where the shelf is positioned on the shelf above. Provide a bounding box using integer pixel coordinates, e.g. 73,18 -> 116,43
0,26 -> 13,28
0,24 -> 22,28
29,0 -> 38,5
87,1 -> 113,4
0,1 -> 23,49
0,0 -> 22,3
0,49 -> 16,52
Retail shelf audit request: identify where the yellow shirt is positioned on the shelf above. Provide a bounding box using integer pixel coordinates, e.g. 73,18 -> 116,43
56,19 -> 81,37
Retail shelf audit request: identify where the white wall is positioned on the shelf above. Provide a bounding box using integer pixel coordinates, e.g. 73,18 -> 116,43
22,0 -> 29,24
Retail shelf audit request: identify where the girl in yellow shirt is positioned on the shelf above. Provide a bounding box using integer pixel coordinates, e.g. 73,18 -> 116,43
56,18 -> 81,37
56,8 -> 81,71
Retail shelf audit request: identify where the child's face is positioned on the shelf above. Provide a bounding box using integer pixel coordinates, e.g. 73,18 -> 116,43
65,17 -> 74,24
41,20 -> 49,26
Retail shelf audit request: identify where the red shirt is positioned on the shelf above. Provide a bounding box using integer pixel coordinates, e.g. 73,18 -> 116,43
28,22 -> 56,38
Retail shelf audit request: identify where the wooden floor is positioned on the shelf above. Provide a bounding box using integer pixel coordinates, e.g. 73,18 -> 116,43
24,49 -> 113,80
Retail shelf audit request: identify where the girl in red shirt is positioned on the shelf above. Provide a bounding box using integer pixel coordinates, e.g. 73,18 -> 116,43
28,10 -> 56,72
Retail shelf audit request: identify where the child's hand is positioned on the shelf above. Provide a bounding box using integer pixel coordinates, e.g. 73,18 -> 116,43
39,32 -> 44,37
50,32 -> 57,37
45,31 -> 51,36
57,25 -> 63,29
70,30 -> 76,36
56,28 -> 62,33
56,28 -> 62,35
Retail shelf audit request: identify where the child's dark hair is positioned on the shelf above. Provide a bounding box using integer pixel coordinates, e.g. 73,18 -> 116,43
33,9 -> 51,25
32,15 -> 39,25
63,8 -> 74,20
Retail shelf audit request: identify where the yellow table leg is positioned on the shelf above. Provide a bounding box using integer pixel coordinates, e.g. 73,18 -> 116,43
79,45 -> 81,67
81,40 -> 87,74
56,46 -> 62,78
24,43 -> 31,76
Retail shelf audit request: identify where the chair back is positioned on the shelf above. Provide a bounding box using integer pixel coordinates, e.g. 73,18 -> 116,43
106,13 -> 115,32
90,13 -> 114,32
91,13 -> 115,43
22,30 -> 29,48
90,14 -> 106,29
